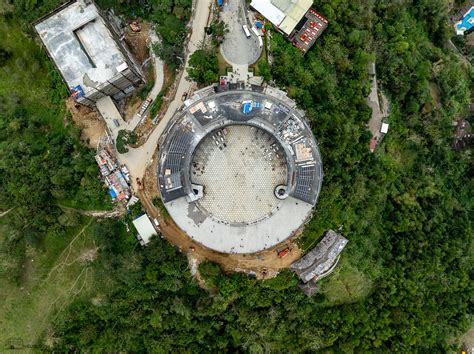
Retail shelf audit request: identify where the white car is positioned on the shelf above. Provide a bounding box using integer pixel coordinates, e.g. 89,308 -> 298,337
242,24 -> 251,38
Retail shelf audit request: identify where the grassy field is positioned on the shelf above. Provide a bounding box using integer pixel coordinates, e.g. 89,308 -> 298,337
0,216 -> 99,350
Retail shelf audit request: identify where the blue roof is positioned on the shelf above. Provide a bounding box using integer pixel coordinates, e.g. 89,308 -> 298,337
242,102 -> 252,114
456,7 -> 474,33
109,188 -> 117,198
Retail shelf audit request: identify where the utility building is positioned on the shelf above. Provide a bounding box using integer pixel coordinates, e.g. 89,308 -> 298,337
34,0 -> 144,107
250,0 -> 328,53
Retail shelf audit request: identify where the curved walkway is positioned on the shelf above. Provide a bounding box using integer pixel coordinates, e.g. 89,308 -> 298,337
126,29 -> 165,130
117,0 -> 213,189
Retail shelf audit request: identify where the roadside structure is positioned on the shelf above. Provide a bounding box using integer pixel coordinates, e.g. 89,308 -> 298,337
454,2 -> 474,35
132,214 -> 158,246
250,0 -> 328,53
366,62 -> 390,152
34,0 -> 144,107
291,230 -> 348,284
95,143 -> 132,203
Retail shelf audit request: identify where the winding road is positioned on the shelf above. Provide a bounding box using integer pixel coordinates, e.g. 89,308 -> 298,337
117,0 -> 213,188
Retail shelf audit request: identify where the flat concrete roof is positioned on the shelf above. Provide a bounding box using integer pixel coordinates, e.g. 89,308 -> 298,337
167,195 -> 312,254
35,1 -> 128,95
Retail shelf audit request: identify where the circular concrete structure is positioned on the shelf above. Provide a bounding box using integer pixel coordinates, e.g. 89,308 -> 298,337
157,87 -> 323,254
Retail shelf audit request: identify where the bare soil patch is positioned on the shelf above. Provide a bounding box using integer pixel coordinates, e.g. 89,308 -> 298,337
140,146 -> 302,279
124,22 -> 151,65
461,327 -> 474,353
66,98 -> 106,148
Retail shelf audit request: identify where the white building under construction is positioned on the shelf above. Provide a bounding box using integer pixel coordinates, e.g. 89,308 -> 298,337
34,0 -> 144,107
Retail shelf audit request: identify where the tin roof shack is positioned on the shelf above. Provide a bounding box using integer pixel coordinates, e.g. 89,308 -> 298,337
132,214 -> 158,246
34,0 -> 144,107
291,230 -> 348,285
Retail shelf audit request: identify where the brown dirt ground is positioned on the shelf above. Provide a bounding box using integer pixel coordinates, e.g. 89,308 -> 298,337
66,98 -> 106,148
139,146 -> 303,279
124,22 -> 151,65
124,96 -> 144,122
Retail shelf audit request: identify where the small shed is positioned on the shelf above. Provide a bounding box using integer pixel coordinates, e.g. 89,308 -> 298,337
132,214 -> 157,245
380,122 -> 389,134
368,62 -> 376,76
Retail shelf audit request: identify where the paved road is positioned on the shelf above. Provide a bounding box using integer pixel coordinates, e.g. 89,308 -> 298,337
117,0 -> 213,188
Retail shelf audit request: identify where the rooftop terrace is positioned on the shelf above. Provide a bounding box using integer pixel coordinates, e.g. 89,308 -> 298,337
34,1 -> 130,95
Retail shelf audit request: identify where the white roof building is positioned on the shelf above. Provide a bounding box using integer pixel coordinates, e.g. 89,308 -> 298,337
380,122 -> 389,134
132,214 -> 157,245
250,0 -> 313,35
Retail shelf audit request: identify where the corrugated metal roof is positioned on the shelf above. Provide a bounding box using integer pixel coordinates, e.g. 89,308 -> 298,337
250,0 -> 285,26
132,214 -> 157,245
251,0 -> 312,35
278,0 -> 312,35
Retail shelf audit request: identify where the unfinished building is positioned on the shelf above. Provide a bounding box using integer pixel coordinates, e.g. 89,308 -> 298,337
34,0 -> 144,107
291,230 -> 348,284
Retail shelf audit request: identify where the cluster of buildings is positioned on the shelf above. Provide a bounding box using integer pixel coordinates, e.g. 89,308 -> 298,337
250,0 -> 328,53
95,148 -> 132,202
291,230 -> 348,297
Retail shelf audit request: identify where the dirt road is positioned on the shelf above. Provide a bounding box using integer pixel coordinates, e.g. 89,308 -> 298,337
126,29 -> 165,130
57,205 -> 126,218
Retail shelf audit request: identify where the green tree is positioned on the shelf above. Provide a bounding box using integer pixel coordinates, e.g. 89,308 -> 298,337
187,48 -> 218,85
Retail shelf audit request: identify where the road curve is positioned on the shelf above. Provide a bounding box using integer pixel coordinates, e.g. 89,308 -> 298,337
117,0 -> 213,187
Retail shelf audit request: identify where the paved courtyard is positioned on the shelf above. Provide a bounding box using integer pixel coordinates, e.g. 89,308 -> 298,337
191,125 -> 287,224
220,0 -> 262,65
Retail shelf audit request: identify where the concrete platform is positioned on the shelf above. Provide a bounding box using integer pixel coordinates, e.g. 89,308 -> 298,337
157,87 -> 323,254
166,196 -> 312,254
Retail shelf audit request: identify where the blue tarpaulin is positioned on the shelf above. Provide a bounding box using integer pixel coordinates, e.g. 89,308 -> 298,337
71,85 -> 85,98
255,21 -> 263,29
456,7 -> 474,33
109,188 -> 117,198
242,102 -> 252,114
218,0 -> 222,6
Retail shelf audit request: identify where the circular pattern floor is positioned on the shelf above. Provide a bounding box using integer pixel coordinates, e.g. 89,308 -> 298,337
191,125 -> 287,224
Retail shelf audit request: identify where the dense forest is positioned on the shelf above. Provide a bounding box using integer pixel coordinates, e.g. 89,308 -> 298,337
0,0 -> 473,351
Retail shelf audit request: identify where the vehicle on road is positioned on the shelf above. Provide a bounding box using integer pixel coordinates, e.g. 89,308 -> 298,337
242,24 -> 251,38
113,119 -> 120,127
